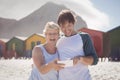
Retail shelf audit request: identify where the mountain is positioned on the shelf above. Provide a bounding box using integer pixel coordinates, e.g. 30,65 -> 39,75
0,18 -> 17,39
0,2 -> 87,39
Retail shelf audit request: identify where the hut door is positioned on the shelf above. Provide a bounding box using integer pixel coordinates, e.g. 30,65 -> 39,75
31,42 -> 35,50
0,45 -> 2,57
12,43 -> 16,50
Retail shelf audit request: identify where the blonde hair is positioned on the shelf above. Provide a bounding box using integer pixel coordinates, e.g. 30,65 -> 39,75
43,21 -> 60,34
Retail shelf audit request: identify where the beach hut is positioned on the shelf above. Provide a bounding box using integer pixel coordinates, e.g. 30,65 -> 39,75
25,33 -> 45,58
107,26 -> 120,61
0,39 -> 8,59
78,28 -> 110,61
0,39 -> 9,59
6,36 -> 27,58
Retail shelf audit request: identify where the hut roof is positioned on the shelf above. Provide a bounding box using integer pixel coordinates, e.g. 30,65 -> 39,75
26,33 -> 45,40
14,36 -> 28,41
79,28 -> 105,34
35,33 -> 45,37
107,26 -> 120,32
0,38 -> 9,43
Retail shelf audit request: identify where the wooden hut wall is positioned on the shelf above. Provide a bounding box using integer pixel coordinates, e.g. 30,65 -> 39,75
25,34 -> 45,58
0,40 -> 7,58
103,33 -> 110,57
109,27 -> 120,48
79,28 -> 104,58
6,37 -> 25,58
25,34 -> 45,50
108,26 -> 120,60
92,32 -> 103,58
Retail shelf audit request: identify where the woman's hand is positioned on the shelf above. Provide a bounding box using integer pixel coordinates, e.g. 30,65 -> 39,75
49,59 -> 65,71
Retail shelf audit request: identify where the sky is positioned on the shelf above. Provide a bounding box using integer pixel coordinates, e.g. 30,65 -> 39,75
0,0 -> 120,32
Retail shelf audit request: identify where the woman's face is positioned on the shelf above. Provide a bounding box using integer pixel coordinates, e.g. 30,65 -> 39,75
60,21 -> 74,37
45,29 -> 59,44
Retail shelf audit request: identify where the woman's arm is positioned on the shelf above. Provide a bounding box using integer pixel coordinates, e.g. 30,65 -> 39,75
32,46 -> 64,74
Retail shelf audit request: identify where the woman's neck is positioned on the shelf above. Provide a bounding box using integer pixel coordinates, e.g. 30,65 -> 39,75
44,43 -> 56,54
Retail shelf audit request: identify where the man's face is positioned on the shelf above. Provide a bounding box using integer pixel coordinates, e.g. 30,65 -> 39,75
60,21 -> 74,37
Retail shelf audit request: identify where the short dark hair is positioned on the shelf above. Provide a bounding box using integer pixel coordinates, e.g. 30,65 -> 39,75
57,10 -> 76,26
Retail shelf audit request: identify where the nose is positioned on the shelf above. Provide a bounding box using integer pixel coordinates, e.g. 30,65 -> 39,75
61,27 -> 67,32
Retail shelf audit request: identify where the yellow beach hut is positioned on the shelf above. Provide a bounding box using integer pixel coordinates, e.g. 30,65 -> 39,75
25,33 -> 45,58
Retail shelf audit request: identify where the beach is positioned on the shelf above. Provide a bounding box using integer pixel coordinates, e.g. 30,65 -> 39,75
0,58 -> 120,80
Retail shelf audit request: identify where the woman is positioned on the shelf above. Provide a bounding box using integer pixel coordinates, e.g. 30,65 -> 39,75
29,22 -> 64,80
56,10 -> 98,80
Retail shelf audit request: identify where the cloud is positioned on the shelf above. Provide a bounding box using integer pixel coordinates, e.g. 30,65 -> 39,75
54,0 -> 110,31
0,0 -> 45,20
0,0 -> 110,31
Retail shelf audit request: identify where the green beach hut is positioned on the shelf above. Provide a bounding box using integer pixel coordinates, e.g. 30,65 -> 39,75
107,26 -> 120,61
6,36 -> 27,58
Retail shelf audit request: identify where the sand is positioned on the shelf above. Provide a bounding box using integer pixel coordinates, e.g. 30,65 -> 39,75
0,58 -> 120,80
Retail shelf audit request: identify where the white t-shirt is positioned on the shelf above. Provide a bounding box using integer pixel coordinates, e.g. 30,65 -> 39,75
56,34 -> 91,80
